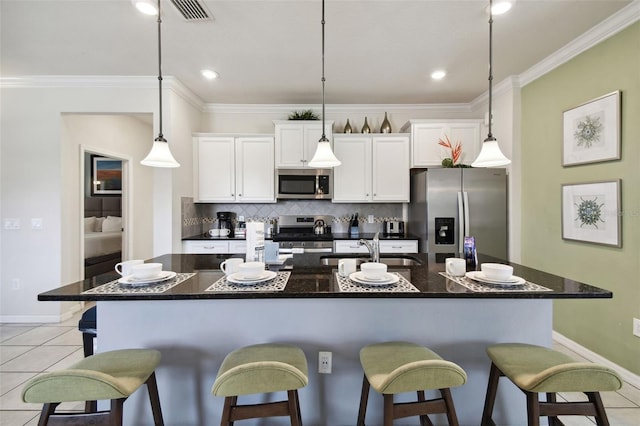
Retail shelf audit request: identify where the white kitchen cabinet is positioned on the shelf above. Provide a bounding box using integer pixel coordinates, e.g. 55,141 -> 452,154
333,239 -> 418,254
379,240 -> 418,254
182,241 -> 229,254
401,119 -> 482,167
193,135 -> 275,203
332,134 -> 410,203
274,121 -> 333,168
182,240 -> 247,254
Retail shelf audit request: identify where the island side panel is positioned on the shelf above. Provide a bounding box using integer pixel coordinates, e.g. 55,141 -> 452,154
98,298 -> 552,426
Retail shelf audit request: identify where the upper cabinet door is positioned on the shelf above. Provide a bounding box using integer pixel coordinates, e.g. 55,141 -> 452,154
235,137 -> 275,202
332,135 -> 372,202
194,136 -> 236,202
274,121 -> 334,168
274,123 -> 306,168
372,135 -> 410,202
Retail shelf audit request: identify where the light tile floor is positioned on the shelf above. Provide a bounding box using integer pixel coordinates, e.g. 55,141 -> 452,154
1,308 -> 639,425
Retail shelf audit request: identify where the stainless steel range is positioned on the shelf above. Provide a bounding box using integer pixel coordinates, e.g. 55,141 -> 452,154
273,215 -> 335,253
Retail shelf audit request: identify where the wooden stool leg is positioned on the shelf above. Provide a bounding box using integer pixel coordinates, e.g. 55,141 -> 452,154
481,362 -> 502,426
587,392 -> 610,426
38,403 -> 59,426
287,390 -> 302,426
220,396 -> 234,426
110,398 -> 125,426
417,390 -> 431,426
525,391 -> 540,426
145,372 -> 164,425
383,394 -> 394,426
441,388 -> 460,426
545,393 -> 562,426
357,375 -> 370,426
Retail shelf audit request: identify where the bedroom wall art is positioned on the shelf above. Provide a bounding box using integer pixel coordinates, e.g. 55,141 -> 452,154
92,156 -> 122,195
562,90 -> 621,166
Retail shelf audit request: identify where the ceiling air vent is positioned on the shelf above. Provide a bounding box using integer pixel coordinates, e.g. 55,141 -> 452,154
170,0 -> 212,21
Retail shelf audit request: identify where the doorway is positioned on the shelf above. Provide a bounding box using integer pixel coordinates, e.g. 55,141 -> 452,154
81,149 -> 131,279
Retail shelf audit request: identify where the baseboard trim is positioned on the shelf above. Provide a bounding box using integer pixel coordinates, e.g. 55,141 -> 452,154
0,303 -> 84,324
553,331 -> 640,389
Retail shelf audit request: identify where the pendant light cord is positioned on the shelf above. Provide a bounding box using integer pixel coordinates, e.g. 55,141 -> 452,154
156,0 -> 166,142
486,0 -> 495,142
319,0 -> 329,143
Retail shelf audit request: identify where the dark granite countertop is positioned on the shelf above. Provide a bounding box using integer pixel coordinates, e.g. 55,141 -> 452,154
38,253 -> 612,301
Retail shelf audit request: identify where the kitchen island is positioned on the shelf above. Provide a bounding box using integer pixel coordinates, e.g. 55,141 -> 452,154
39,253 -> 612,426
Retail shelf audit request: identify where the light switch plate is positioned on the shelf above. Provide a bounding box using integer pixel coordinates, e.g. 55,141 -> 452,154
633,318 -> 640,338
4,218 -> 21,230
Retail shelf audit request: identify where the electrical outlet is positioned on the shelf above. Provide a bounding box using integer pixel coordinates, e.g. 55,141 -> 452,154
633,318 -> 640,338
318,351 -> 332,374
11,279 -> 21,290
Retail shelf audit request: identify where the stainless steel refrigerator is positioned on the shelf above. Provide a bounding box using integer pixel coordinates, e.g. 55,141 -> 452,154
408,168 -> 508,259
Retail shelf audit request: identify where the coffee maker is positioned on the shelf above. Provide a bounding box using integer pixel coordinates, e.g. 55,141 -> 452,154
217,211 -> 235,238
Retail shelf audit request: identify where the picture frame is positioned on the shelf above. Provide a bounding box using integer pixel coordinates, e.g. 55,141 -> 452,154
92,156 -> 122,195
562,90 -> 620,166
561,180 -> 621,247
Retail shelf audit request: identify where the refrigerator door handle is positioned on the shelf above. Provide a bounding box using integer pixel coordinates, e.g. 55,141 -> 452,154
457,191 -> 465,250
463,191 -> 471,237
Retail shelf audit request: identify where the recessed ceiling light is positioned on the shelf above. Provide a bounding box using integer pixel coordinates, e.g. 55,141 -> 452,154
431,70 -> 447,80
201,69 -> 219,80
492,1 -> 513,15
132,0 -> 158,15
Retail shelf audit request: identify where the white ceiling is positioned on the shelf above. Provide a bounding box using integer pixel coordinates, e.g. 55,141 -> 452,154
0,0 -> 634,105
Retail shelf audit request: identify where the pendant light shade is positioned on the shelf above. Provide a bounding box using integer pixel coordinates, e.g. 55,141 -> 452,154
141,0 -> 180,168
308,0 -> 341,168
472,0 -> 510,168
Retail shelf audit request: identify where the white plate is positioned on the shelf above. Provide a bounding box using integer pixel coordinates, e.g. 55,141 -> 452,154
227,270 -> 277,285
349,272 -> 399,286
465,271 -> 526,286
118,271 -> 176,287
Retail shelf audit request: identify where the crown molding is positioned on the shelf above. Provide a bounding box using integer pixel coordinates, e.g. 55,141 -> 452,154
203,103 -> 475,115
0,75 -> 205,110
519,1 -> 640,87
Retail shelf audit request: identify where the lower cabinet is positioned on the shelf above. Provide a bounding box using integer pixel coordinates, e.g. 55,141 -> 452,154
334,240 -> 418,254
182,241 -> 247,254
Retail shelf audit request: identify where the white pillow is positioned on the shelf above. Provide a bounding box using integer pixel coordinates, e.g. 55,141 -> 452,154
102,216 -> 122,232
84,217 -> 96,232
95,217 -> 106,232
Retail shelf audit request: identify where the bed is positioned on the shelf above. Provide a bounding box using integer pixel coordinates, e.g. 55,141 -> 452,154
84,197 -> 122,278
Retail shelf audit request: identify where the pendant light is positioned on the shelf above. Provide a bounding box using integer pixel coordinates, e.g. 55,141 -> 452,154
141,0 -> 180,168
308,0 -> 341,168
471,0 -> 511,168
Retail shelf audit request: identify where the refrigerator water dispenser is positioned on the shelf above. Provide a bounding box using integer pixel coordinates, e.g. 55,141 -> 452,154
435,217 -> 455,245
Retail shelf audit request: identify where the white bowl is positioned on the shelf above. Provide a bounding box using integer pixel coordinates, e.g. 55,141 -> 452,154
360,262 -> 387,280
481,263 -> 513,281
130,263 -> 163,280
238,262 -> 265,279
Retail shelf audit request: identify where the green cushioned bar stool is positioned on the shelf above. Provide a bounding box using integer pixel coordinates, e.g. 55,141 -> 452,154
357,341 -> 467,426
212,343 -> 309,426
481,343 -> 623,426
22,348 -> 164,426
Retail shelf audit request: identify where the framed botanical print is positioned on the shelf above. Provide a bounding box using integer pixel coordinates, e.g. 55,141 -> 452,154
562,90 -> 621,166
561,180 -> 621,247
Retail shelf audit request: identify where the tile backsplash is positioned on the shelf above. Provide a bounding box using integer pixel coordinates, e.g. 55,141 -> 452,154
181,197 -> 403,237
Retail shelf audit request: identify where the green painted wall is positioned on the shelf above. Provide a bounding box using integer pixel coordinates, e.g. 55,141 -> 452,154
521,22 -> 640,374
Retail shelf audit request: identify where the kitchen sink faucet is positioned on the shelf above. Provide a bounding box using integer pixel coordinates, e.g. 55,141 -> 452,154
359,232 -> 380,263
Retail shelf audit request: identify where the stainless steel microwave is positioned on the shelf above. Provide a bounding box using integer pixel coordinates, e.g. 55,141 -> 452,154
277,169 -> 332,200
